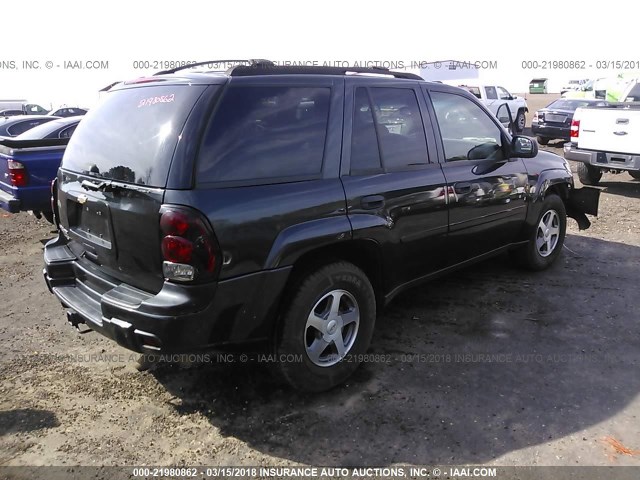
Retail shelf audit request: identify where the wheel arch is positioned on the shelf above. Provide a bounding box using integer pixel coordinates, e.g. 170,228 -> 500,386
532,171 -> 596,230
281,239 -> 385,312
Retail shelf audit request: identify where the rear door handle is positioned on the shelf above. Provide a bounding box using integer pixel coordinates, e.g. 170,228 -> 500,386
361,195 -> 385,210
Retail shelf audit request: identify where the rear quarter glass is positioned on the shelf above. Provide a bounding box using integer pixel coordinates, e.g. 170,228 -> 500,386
61,84 -> 208,187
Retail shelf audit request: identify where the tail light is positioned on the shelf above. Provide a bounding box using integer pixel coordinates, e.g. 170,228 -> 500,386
533,111 -> 540,123
160,205 -> 218,283
7,160 -> 27,187
570,119 -> 580,139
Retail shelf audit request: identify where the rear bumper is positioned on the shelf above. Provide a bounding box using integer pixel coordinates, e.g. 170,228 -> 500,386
43,237 -> 291,353
532,124 -> 570,140
564,144 -> 640,171
0,188 -> 20,213
0,184 -> 51,213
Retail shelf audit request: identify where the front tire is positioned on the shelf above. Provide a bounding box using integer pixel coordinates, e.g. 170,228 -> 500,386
629,171 -> 640,180
577,163 -> 602,185
511,194 -> 566,271
515,110 -> 526,133
274,262 -> 376,392
536,136 -> 550,145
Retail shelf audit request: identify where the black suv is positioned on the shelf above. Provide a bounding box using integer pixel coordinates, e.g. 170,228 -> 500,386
44,61 -> 599,391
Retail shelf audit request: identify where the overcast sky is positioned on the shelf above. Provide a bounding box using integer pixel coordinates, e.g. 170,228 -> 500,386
4,0 -> 637,107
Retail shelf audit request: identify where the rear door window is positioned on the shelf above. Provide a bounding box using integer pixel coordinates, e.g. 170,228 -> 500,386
62,84 -> 208,187
197,86 -> 331,184
350,87 -> 429,173
350,88 -> 382,173
369,87 -> 429,170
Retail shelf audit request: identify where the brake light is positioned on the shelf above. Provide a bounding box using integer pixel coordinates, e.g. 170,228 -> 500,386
533,111 -> 539,122
162,236 -> 193,263
7,160 -> 27,187
159,206 -> 218,283
570,119 -> 580,139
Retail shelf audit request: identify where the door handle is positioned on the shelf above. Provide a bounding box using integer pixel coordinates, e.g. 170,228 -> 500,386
361,195 -> 385,210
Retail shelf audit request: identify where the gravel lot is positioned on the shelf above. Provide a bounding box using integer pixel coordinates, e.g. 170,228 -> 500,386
1,93 -> 639,471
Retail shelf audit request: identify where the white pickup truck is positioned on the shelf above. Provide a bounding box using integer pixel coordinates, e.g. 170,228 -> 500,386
564,81 -> 640,185
458,85 -> 529,132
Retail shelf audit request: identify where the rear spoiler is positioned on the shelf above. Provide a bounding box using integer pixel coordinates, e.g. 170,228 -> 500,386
0,137 -> 70,149
0,137 -> 69,155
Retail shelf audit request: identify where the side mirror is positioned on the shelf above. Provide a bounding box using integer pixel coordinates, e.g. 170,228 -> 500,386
510,135 -> 538,158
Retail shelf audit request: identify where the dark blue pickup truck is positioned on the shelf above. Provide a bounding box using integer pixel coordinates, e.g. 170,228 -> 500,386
0,137 -> 69,223
0,116 -> 81,222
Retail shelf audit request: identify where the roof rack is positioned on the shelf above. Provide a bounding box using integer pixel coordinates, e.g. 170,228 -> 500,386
154,59 -> 274,76
227,64 -> 423,80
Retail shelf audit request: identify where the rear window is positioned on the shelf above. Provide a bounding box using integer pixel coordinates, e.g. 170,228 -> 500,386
547,99 -> 595,110
62,84 -> 207,187
197,86 -> 330,184
15,118 -> 73,140
7,118 -> 53,136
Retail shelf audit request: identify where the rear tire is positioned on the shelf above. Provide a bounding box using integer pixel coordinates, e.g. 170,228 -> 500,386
274,261 -> 376,392
629,171 -> 640,180
577,163 -> 602,185
536,136 -> 550,145
511,194 -> 566,271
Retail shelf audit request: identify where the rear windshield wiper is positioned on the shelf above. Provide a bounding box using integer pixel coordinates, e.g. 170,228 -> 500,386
81,179 -> 132,193
81,179 -> 112,192
80,178 -> 158,194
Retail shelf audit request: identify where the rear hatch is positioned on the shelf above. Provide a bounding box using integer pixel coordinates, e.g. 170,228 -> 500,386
576,105 -> 640,154
57,82 -> 209,293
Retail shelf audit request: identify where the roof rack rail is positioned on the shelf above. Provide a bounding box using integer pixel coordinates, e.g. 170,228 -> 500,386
99,81 -> 122,92
227,64 -> 423,80
154,59 -> 274,76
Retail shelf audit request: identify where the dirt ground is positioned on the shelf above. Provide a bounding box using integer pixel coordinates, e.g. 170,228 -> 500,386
1,93 -> 639,471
